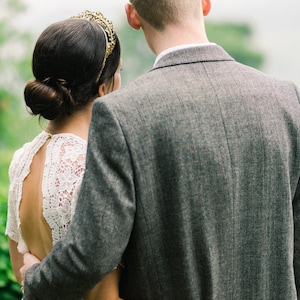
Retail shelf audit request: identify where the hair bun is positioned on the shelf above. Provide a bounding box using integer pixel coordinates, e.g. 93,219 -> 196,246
24,78 -> 75,120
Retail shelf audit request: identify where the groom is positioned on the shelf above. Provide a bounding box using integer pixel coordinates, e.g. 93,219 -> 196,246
21,0 -> 300,299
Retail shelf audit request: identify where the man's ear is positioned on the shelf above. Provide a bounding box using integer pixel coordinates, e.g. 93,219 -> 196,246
98,83 -> 106,97
125,3 -> 141,30
202,0 -> 211,16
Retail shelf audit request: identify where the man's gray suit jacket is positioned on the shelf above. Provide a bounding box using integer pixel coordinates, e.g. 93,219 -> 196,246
24,45 -> 300,299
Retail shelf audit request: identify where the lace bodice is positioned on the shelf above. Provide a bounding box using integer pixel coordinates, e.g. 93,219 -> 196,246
5,131 -> 87,254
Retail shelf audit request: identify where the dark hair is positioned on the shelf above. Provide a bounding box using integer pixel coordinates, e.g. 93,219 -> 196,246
24,18 -> 121,121
97,28 -> 121,90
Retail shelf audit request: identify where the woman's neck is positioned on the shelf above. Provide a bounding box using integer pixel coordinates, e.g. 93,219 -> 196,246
46,104 -> 93,140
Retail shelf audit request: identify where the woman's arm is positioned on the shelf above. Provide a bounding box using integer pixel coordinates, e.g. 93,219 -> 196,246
21,254 -> 121,300
84,266 -> 122,300
8,238 -> 24,285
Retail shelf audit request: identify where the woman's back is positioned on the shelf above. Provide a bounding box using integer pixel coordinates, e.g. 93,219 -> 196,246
20,138 -> 52,259
7,131 -> 121,299
7,132 -> 87,259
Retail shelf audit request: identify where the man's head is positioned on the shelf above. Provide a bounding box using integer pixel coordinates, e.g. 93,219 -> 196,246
128,0 -> 211,31
126,0 -> 211,55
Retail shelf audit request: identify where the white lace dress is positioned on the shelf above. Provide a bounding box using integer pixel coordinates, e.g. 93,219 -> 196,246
5,131 -> 87,254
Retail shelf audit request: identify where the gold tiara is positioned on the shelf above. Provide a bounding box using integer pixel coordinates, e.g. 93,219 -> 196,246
71,10 -> 116,60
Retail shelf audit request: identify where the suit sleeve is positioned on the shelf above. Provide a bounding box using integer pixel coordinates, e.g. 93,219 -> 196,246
23,100 -> 136,300
294,178 -> 300,296
294,84 -> 300,296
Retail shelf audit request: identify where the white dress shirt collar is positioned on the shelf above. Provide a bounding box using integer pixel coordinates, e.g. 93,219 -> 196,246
154,43 -> 216,66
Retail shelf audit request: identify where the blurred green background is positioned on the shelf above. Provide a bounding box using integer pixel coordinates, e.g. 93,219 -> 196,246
0,0 -> 264,298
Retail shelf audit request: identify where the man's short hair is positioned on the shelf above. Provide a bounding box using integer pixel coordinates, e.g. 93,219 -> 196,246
130,0 -> 201,31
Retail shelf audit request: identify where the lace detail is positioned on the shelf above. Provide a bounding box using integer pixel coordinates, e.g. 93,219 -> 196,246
43,135 -> 86,244
5,131 -> 87,253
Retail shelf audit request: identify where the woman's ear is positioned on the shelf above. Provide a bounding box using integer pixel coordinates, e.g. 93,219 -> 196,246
125,3 -> 141,30
98,83 -> 106,97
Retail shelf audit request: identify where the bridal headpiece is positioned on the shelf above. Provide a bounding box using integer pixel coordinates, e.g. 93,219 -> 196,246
71,10 -> 117,81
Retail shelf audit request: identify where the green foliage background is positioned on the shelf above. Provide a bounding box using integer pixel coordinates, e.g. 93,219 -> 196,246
0,1 -> 264,298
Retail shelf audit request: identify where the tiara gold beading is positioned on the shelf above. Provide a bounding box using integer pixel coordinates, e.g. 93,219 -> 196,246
71,10 -> 117,82
71,10 -> 116,59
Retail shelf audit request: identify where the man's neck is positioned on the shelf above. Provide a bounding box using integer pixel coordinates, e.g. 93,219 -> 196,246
142,20 -> 209,56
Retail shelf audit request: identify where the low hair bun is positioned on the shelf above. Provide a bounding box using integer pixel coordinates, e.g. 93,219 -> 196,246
24,78 -> 76,120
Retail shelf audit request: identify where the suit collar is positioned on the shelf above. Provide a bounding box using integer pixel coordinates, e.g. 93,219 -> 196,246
154,43 -> 216,66
152,44 -> 234,70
